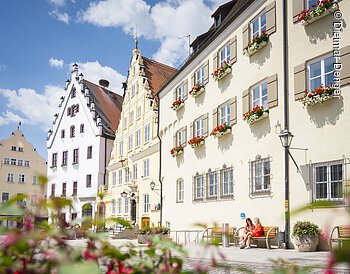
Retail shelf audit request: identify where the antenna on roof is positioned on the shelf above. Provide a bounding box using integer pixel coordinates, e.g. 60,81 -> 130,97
134,26 -> 139,49
179,33 -> 191,56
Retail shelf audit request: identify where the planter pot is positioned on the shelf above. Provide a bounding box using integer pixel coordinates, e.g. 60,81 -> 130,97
248,111 -> 269,125
305,94 -> 337,107
190,140 -> 204,148
172,150 -> 183,157
172,102 -> 184,111
293,235 -> 320,252
244,41 -> 268,57
214,128 -> 231,138
191,87 -> 205,98
137,234 -> 169,244
301,4 -> 338,26
214,67 -> 232,81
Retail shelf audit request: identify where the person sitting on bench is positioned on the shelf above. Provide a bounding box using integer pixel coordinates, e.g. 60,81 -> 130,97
240,217 -> 263,249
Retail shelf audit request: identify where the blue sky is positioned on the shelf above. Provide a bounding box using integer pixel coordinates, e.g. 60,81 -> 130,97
0,0 -> 224,159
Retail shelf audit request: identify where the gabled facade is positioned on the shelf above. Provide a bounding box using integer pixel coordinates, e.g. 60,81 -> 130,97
46,64 -> 123,226
105,47 -> 176,228
158,0 -> 350,246
0,128 -> 47,227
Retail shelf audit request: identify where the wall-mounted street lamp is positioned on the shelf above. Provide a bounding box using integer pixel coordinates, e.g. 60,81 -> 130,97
149,180 -> 162,226
120,190 -> 128,198
279,129 -> 294,148
150,181 -> 156,191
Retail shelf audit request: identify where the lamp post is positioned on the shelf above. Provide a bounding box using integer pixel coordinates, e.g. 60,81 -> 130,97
150,180 -> 162,226
120,190 -> 128,198
279,129 -> 294,249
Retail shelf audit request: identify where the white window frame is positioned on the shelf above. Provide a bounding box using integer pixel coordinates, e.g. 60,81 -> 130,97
251,80 -> 268,109
112,199 -> 116,214
30,194 -> 38,205
220,44 -> 230,67
118,169 -> 123,185
307,54 -> 335,91
1,192 -> 10,203
144,124 -> 150,143
11,158 -> 16,165
137,106 -> 142,119
130,111 -> 135,124
119,141 -> 124,156
196,66 -> 205,84
124,198 -> 129,214
24,160 -> 30,167
125,167 -> 130,183
177,179 -> 184,203
32,176 -> 38,185
4,158 -> 9,165
123,116 -> 127,129
143,193 -> 150,213
131,84 -> 136,97
251,158 -> 271,193
18,174 -> 25,184
177,130 -> 183,146
207,172 -> 218,198
136,129 -> 141,147
112,171 -> 117,186
117,198 -> 122,214
143,159 -> 150,178
7,173 -> 14,183
177,84 -> 185,101
222,167 -> 234,196
128,134 -> 133,151
251,11 -> 266,40
17,160 -> 23,166
194,175 -> 204,200
219,103 -> 230,125
195,118 -> 204,137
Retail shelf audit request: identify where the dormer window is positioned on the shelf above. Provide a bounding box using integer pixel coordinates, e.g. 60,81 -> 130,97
215,13 -> 222,28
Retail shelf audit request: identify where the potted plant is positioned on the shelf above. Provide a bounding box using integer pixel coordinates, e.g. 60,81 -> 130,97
212,61 -> 232,81
137,227 -> 170,244
300,85 -> 336,107
243,105 -> 269,124
210,122 -> 232,138
297,0 -> 338,26
171,97 -> 184,111
170,145 -> 184,157
244,31 -> 269,57
189,83 -> 205,97
188,136 -> 205,148
292,221 -> 321,252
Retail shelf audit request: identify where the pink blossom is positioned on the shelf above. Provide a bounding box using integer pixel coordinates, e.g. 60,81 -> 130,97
44,249 -> 57,260
0,233 -> 17,247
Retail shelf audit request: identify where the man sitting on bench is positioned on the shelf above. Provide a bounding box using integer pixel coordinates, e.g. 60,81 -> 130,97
239,217 -> 263,249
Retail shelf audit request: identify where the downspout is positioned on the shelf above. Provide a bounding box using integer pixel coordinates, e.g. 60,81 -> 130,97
282,0 -> 291,249
104,136 -> 107,187
156,94 -> 163,227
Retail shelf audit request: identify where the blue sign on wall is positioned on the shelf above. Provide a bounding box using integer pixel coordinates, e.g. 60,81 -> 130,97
240,213 -> 246,219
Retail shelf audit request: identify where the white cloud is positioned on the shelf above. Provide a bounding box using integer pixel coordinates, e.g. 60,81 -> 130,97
49,58 -> 64,69
77,61 -> 126,94
50,10 -> 70,24
0,86 -> 64,130
48,0 -> 66,7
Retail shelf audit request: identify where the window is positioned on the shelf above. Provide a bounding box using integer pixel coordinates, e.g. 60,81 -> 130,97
18,174 -> 25,184
251,158 -> 271,193
119,141 -> 124,156
136,129 -> 141,147
251,81 -> 268,109
137,106 -> 142,119
313,160 -> 344,202
32,176 -> 38,185
80,124 -> 85,133
71,88 -> 76,98
30,194 -> 38,205
306,0 -> 318,10
112,171 -> 117,186
125,167 -> 130,183
176,84 -> 185,101
118,170 -> 123,185
11,158 -> 16,165
24,160 -> 29,167
73,149 -> 79,164
52,153 -> 57,167
18,147 -> 23,152
70,126 -> 75,138
219,102 -> 231,125
207,172 -> 218,198
251,11 -> 266,40
143,159 -> 149,178
4,158 -> 9,165
130,111 -> 134,124
131,84 -> 136,97
124,198 -> 129,214
11,146 -> 16,151
2,193 -> 9,203
215,13 -> 222,27
123,117 -> 127,129
51,184 -> 56,197
73,181 -> 77,196
71,213 -> 77,220
144,124 -> 150,143
62,182 -> 66,197
220,44 -> 230,67
7,173 -> 14,183
177,130 -> 183,147
132,164 -> 138,180
112,199 -> 116,214
117,198 -> 122,214
67,107 -> 71,116
62,151 -> 68,166
87,146 -> 92,159
61,130 -> 65,139
16,193 -> 25,205
17,160 -> 23,166
222,167 -> 234,197
128,134 -> 133,151
196,66 -> 205,84
308,55 -> 335,91
177,179 -> 184,203
194,175 -> 204,200
86,174 -> 92,188
143,194 -> 150,213
195,118 -> 204,137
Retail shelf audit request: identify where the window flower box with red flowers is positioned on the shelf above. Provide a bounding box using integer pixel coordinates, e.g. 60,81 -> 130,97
243,105 -> 269,124
300,85 -> 336,107
170,145 -> 184,157
188,136 -> 205,148
210,123 -> 232,138
212,62 -> 232,81
189,83 -> 205,98
244,31 -> 269,57
297,0 -> 338,26
171,98 -> 184,111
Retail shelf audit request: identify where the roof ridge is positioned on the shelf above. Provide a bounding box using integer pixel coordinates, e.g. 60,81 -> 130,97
142,56 -> 177,72
83,79 -> 123,99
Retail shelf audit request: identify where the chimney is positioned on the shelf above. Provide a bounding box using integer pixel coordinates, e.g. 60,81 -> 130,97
72,63 -> 78,79
99,79 -> 109,88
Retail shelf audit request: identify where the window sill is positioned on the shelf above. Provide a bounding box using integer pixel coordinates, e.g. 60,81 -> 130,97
250,190 -> 271,197
244,41 -> 268,57
220,194 -> 234,199
247,111 -> 269,125
309,201 -> 345,209
300,4 -> 338,26
61,164 -> 67,167
50,165 -> 57,169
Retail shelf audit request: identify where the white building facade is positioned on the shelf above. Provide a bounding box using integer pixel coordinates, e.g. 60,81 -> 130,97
47,64 -> 123,226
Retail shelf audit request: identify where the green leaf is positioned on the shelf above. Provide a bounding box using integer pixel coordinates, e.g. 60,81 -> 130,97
108,217 -> 132,229
59,261 -> 99,274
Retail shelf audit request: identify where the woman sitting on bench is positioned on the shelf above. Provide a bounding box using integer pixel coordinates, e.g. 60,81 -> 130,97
240,217 -> 263,249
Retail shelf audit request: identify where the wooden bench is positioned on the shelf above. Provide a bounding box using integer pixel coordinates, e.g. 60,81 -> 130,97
234,226 -> 279,249
202,226 -> 235,245
329,225 -> 350,251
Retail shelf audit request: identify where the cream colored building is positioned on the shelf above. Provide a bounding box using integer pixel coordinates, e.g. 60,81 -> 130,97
0,128 -> 47,226
158,0 -> 350,247
105,46 -> 176,228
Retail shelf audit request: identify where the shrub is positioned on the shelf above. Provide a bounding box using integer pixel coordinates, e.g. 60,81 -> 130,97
292,221 -> 320,237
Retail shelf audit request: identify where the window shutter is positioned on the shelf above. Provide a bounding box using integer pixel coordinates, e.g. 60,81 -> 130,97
242,23 -> 250,51
204,60 -> 209,84
213,107 -> 218,129
173,89 -> 177,102
213,53 -> 218,72
190,122 -> 194,139
182,126 -> 187,146
242,89 -> 250,115
230,36 -> 237,64
183,80 -> 188,100
203,113 -> 209,137
266,1 -> 276,35
230,96 -> 237,125
294,63 -> 306,101
191,72 -> 195,88
292,0 -> 304,23
340,45 -> 350,87
173,133 -> 177,147
267,74 -> 278,108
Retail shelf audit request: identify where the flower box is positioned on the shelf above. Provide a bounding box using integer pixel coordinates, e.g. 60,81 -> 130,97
210,123 -> 232,138
188,136 -> 205,148
170,145 -> 184,157
171,98 -> 184,111
189,84 -> 205,98
212,62 -> 232,81
243,106 -> 269,124
244,31 -> 269,57
301,85 -> 337,107
297,1 -> 338,26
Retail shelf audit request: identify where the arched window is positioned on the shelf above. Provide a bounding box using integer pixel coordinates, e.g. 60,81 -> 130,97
70,125 -> 75,138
